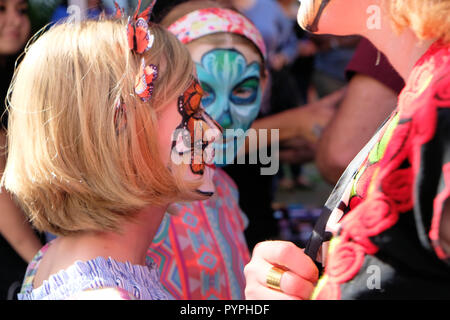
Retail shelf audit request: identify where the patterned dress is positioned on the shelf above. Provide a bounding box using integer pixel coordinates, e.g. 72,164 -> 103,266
313,41 -> 450,299
19,242 -> 171,300
147,168 -> 250,300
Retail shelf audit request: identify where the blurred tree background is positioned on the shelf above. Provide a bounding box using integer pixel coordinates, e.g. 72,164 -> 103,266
28,0 -> 61,31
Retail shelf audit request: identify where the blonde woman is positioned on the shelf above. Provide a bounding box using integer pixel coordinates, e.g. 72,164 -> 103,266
244,0 -> 450,299
2,4 -> 221,300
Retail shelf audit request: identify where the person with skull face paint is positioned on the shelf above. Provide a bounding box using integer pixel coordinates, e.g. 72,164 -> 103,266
145,1 -> 269,300
245,0 -> 450,299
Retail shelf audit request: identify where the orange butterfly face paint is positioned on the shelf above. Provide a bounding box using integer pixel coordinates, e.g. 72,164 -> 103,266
171,78 -> 222,176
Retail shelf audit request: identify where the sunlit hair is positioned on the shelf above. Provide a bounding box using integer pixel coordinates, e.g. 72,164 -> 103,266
386,0 -> 450,43
160,0 -> 266,71
1,18 -> 201,236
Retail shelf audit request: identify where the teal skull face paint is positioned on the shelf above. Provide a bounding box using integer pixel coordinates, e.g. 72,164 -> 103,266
196,49 -> 262,166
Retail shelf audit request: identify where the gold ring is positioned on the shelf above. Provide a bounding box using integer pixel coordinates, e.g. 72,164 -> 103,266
266,265 -> 289,292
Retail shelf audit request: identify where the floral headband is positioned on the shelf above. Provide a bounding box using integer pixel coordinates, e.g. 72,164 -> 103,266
114,0 -> 159,133
167,7 -> 267,61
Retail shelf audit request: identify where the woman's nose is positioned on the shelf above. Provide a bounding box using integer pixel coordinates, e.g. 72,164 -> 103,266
216,112 -> 232,130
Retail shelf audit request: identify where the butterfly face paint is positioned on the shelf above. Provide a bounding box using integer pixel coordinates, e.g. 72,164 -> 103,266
297,0 -> 331,32
196,49 -> 262,166
171,78 -> 222,181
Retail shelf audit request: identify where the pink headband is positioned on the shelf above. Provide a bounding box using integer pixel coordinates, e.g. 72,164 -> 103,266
168,7 -> 267,61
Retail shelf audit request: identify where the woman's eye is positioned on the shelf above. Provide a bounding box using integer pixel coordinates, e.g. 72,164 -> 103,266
16,2 -> 28,15
19,7 -> 28,15
202,90 -> 211,100
233,87 -> 254,99
200,82 -> 215,107
230,77 -> 259,105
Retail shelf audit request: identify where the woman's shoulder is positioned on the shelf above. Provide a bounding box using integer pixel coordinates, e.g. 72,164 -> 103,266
19,254 -> 170,300
68,287 -> 135,300
20,242 -> 51,295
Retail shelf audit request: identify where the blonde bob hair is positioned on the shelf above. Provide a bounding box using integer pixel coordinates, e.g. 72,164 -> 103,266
387,0 -> 450,43
2,19 -> 200,236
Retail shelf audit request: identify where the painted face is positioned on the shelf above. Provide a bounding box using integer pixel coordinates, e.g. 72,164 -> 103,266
195,48 -> 262,166
297,0 -> 331,32
0,0 -> 30,55
171,77 -> 222,196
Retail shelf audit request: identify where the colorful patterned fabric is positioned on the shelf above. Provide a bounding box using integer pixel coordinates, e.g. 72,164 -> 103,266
313,41 -> 450,299
167,7 -> 267,61
147,168 -> 250,299
19,242 -> 171,300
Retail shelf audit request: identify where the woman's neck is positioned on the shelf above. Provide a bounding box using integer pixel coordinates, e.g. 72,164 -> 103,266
57,205 -> 167,266
362,20 -> 435,81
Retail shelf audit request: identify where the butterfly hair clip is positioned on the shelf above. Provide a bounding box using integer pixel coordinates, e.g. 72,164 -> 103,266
135,57 -> 159,102
115,0 -> 159,103
118,0 -> 157,54
114,1 -> 124,19
115,0 -> 156,54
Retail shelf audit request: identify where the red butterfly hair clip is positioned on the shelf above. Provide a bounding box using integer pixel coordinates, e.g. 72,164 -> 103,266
135,58 -> 159,102
114,1 -> 124,19
115,0 -> 159,103
124,0 -> 157,54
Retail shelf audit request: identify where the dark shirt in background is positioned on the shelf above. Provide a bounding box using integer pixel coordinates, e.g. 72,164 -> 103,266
346,37 -> 405,94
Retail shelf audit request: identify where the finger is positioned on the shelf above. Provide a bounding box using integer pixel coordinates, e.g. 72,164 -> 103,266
280,269 -> 316,299
245,285 -> 301,300
245,257 -> 315,300
252,241 -> 319,283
